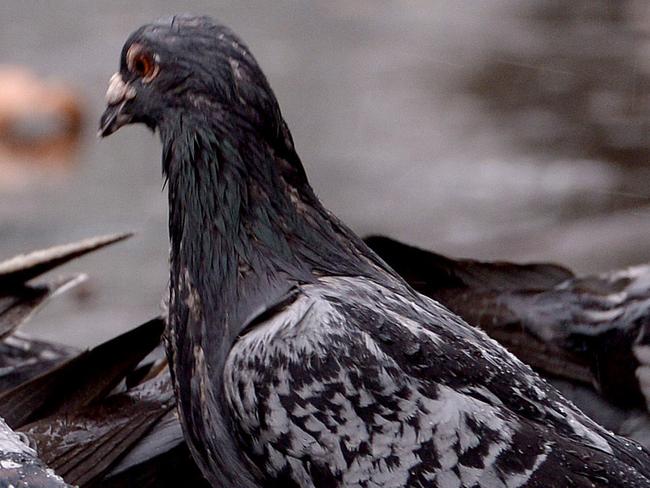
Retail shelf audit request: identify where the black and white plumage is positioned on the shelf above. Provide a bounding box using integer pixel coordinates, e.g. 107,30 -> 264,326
100,16 -> 650,487
0,417 -> 71,488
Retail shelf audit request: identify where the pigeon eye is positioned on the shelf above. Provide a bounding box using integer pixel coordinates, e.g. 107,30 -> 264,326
127,46 -> 158,82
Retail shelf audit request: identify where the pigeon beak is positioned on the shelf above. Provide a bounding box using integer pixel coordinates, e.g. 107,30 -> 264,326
98,73 -> 136,137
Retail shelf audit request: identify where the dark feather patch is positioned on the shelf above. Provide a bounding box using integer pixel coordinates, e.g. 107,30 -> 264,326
0,317 -> 165,428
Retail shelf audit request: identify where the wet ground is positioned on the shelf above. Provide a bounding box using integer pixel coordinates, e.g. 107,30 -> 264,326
0,0 -> 648,346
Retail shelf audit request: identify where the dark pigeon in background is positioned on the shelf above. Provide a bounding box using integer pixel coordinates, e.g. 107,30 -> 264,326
0,234 -> 130,487
100,15 -> 650,488
0,234 -> 195,487
365,235 -> 650,448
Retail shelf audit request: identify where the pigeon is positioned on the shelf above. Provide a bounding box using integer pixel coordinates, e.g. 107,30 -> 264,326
100,15 -> 650,487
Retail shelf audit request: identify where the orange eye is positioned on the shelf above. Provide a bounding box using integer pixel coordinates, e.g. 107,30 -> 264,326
127,45 -> 158,82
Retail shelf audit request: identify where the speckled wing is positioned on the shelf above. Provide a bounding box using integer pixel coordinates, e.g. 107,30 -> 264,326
224,276 -> 650,487
0,417 -> 71,487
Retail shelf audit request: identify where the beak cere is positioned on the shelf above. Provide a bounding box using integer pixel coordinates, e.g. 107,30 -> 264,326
98,73 -> 136,137
105,72 -> 135,105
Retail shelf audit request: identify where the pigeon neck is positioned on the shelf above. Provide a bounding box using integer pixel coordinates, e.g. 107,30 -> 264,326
162,117 -> 388,337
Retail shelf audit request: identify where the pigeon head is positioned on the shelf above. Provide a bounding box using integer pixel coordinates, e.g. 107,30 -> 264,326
99,15 -> 385,300
99,15 -> 286,148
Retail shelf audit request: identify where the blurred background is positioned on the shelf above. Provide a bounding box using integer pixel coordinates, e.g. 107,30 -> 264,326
0,0 -> 648,347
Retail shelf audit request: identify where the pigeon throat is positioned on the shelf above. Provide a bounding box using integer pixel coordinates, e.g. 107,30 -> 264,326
161,116 -> 386,338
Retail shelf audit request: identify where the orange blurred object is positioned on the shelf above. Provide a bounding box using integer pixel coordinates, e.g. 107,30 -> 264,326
0,66 -> 83,185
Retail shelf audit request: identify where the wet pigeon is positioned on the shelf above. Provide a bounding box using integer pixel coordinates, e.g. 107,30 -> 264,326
100,15 -> 650,487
